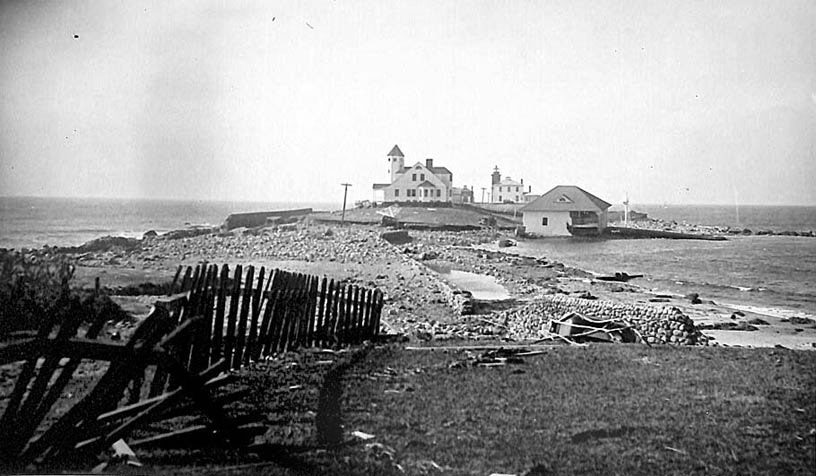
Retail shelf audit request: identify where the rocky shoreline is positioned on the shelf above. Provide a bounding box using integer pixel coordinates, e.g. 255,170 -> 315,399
612,217 -> 816,238
15,213 -> 815,350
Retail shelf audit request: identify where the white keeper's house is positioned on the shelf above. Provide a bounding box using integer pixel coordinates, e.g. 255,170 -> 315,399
372,145 -> 454,203
521,185 -> 612,236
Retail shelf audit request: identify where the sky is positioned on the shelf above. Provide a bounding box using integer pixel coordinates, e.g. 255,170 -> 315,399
1,0 -> 814,206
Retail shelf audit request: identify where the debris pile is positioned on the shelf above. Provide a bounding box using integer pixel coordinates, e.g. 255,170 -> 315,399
501,295 -> 710,345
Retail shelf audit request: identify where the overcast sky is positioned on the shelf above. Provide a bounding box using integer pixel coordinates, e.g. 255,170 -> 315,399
1,0 -> 814,206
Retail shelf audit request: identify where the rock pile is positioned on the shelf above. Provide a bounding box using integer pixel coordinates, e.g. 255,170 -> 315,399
502,294 -> 710,345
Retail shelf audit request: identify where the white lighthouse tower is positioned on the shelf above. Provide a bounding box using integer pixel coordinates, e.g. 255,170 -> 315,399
387,144 -> 404,182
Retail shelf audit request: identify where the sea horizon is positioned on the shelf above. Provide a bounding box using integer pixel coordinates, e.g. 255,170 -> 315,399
4,193 -> 816,209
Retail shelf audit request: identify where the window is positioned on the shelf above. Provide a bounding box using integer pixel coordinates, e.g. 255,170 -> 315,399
412,173 -> 417,181
516,186 -> 520,192
542,217 -> 549,226
394,189 -> 399,197
423,189 -> 428,197
420,173 -> 425,181
499,195 -> 502,202
436,189 -> 441,197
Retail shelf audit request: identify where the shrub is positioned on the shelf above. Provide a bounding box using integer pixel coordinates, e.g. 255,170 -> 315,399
0,250 -> 75,336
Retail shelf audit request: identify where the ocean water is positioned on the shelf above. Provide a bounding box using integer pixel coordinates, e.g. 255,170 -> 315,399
2,197 -> 814,319
625,204 -> 816,232
0,196 -> 339,249
517,235 -> 816,318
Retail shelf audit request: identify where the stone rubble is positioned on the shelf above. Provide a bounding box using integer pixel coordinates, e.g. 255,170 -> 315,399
67,221 -> 711,346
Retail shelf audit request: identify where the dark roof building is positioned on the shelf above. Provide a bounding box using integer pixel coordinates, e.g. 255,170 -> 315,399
521,185 -> 611,212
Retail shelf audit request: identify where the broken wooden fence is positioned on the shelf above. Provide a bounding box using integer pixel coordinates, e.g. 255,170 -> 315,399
0,297 -> 261,468
0,263 -> 385,467
164,263 -> 385,373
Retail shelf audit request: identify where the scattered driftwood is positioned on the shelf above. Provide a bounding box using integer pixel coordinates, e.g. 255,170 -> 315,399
548,312 -> 642,344
595,272 -> 643,282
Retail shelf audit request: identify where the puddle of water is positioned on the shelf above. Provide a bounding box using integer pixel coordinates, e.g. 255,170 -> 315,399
432,267 -> 511,301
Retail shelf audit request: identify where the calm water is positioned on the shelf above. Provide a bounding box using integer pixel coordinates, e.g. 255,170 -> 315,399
517,235 -> 816,318
0,196 -> 339,249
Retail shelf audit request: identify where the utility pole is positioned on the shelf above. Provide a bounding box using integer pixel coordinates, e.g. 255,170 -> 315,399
340,183 -> 352,225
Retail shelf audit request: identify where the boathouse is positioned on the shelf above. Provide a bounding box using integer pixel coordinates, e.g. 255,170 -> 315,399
521,185 -> 611,236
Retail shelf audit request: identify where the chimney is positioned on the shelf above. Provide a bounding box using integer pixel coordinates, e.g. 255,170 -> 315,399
521,178 -> 524,185
426,158 -> 434,168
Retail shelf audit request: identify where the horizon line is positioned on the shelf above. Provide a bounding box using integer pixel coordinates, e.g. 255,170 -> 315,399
2,194 -> 816,208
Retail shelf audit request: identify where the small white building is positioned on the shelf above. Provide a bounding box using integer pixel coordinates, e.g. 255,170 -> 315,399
521,185 -> 611,237
490,166 -> 530,203
372,145 -> 453,203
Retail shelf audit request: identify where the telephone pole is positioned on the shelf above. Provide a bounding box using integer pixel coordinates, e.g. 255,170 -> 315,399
340,183 -> 352,225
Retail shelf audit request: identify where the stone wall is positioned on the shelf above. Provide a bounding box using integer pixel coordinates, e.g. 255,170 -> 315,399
502,294 -> 710,345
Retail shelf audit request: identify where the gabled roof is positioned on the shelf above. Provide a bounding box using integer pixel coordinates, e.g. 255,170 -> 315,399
388,144 -> 404,157
521,185 -> 611,212
416,180 -> 437,188
429,166 -> 451,175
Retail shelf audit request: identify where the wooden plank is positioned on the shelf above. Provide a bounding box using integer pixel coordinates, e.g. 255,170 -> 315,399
177,265 -> 203,371
352,286 -> 363,343
169,265 -> 183,295
294,277 -> 310,348
372,290 -> 384,337
261,290 -> 281,355
148,296 -> 188,397
328,280 -> 340,346
223,264 -> 242,370
265,274 -> 287,354
178,266 -> 193,294
24,306 -> 176,463
96,365 -> 229,425
315,277 -> 328,348
281,290 -> 299,352
276,290 -> 293,353
342,285 -> 354,346
186,265 -> 209,374
194,264 -> 218,371
232,266 -> 254,369
255,273 -> 278,361
3,311 -> 84,458
307,277 -> 320,347
296,285 -> 311,349
274,287 -> 293,353
243,267 -> 265,365
150,347 -> 240,444
211,264 -> 229,363
361,288 -> 373,341
0,317 -> 56,455
96,358 -> 229,447
345,285 -> 356,344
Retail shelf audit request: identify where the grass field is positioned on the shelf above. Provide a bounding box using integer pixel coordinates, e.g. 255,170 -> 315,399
335,344 -> 816,475
122,344 -> 815,475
